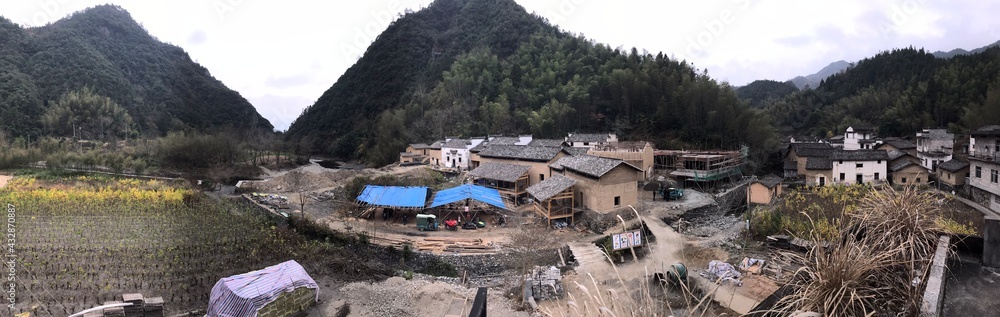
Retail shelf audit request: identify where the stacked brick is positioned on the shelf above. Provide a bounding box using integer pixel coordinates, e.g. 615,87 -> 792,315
255,287 -> 317,317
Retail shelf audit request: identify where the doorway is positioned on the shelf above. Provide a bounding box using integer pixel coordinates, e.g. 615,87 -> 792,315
856,174 -> 863,184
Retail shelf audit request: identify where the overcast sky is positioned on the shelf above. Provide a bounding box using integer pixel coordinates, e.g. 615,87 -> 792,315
4,1 -> 999,131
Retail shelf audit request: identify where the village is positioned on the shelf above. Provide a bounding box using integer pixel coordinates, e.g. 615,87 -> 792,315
225,125 -> 1000,316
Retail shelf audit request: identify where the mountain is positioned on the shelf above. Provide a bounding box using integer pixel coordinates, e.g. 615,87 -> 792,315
0,5 -> 273,138
931,39 -> 1000,58
767,46 -> 1000,138
736,80 -> 798,108
787,60 -> 850,90
286,0 -> 778,167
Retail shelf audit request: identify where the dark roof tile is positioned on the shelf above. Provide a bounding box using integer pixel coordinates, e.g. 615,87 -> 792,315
468,162 -> 531,182
527,174 -> 576,201
549,155 -> 640,178
830,150 -> 889,161
938,159 -> 969,172
478,145 -> 563,161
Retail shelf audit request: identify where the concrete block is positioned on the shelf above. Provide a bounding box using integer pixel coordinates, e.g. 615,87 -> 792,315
984,217 -> 1000,268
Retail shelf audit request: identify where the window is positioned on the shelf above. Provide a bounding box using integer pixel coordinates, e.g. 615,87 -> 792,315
840,173 -> 845,181
839,160 -> 843,164
584,142 -> 589,146
856,163 -> 863,168
992,170 -> 999,183
877,160 -> 882,164
902,177 -> 908,183
459,157 -> 462,163
539,174 -> 545,181
874,173 -> 880,180
976,166 -> 982,178
614,196 -> 621,206
819,177 -> 826,186
916,178 -> 921,183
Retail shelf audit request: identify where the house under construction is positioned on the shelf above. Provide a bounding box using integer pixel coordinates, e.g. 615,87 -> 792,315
656,146 -> 747,183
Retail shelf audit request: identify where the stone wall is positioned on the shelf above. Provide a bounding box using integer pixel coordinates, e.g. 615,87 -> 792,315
256,287 -> 317,317
576,207 -> 638,233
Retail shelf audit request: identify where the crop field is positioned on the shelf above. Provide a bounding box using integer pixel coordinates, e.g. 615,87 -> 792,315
1,176 -> 313,316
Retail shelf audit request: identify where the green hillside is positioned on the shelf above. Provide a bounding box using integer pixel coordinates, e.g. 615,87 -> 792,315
737,80 -> 799,108
286,0 -> 778,167
0,5 -> 273,139
767,46 -> 1000,138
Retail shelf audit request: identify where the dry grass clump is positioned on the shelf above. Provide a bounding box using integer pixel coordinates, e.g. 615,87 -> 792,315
766,186 -> 944,316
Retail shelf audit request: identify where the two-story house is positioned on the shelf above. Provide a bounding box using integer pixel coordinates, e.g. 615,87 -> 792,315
916,128 -> 954,171
783,143 -> 834,178
441,138 -> 486,170
967,125 -> 1000,212
844,126 -> 876,150
830,150 -> 889,184
566,133 -> 618,149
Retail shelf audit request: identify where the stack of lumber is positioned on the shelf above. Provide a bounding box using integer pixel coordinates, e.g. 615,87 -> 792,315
367,235 -> 498,254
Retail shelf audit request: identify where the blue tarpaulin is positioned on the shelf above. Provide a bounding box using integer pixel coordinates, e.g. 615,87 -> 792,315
356,185 -> 429,208
429,184 -> 507,210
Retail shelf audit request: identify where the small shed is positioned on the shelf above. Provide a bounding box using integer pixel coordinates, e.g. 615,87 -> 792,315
748,176 -> 782,205
207,260 -> 319,317
527,174 -> 577,226
890,161 -> 930,186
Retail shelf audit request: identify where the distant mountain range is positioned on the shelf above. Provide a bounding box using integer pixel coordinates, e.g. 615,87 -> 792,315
0,5 -> 273,137
786,40 -> 1000,90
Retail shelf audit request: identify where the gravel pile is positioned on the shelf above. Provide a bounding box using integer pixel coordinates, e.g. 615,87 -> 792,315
256,168 -> 364,193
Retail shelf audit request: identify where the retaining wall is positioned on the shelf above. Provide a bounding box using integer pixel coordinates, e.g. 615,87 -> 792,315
919,235 -> 951,317
256,287 -> 317,317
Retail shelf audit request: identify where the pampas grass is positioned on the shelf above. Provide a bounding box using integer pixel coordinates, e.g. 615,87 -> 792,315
765,186 -> 943,316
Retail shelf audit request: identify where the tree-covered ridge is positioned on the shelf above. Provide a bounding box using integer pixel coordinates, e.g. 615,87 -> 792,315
0,5 -> 273,139
767,46 -> 1000,138
736,80 -> 799,108
287,0 -> 778,167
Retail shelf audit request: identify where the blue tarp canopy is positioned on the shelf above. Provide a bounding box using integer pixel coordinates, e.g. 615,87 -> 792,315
429,184 -> 507,210
356,185 -> 429,209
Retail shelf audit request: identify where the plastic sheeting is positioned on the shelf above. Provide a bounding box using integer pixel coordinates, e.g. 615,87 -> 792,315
355,185 -> 429,208
428,184 -> 507,210
700,260 -> 743,286
207,260 -> 319,317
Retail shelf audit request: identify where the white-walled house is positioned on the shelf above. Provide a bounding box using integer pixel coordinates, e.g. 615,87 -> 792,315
441,138 -> 485,170
843,126 -> 876,150
916,128 -> 954,171
967,125 -> 1000,213
566,133 -> 618,149
830,150 -> 889,184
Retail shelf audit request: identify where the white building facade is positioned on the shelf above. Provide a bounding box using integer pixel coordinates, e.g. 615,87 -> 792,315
916,128 -> 954,171
968,126 -> 1000,212
830,150 -> 889,184
843,126 -> 875,151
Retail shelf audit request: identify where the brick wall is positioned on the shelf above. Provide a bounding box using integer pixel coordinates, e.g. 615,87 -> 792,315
256,287 -> 317,317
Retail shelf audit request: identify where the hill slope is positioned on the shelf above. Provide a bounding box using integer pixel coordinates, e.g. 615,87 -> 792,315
286,0 -> 777,166
0,5 -> 273,138
767,46 -> 1000,138
737,80 -> 798,108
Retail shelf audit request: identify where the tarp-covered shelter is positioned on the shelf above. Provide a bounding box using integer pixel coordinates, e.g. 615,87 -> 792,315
428,184 -> 507,210
355,185 -> 429,209
207,260 -> 319,317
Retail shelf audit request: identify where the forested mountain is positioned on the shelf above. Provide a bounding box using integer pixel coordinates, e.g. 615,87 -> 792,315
766,46 -> 1000,138
286,0 -> 778,167
788,60 -> 850,89
931,40 -> 1000,59
736,80 -> 798,108
0,5 -> 273,139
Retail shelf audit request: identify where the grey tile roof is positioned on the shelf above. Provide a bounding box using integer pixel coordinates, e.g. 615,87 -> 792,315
527,174 -> 577,201
919,129 -> 954,140
789,143 -> 834,157
468,162 -> 531,182
443,139 -> 472,149
886,150 -> 908,161
428,141 -> 444,149
477,145 -> 563,161
566,133 -> 609,143
470,137 -> 522,153
806,157 -> 832,170
783,161 -> 798,170
409,143 -> 430,150
879,138 -> 916,150
849,125 -> 874,132
891,160 -> 924,172
969,125 -> 1000,136
549,155 -> 640,178
830,150 -> 889,161
562,146 -> 590,156
938,159 -> 969,172
527,139 -> 566,147
754,176 -> 782,188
